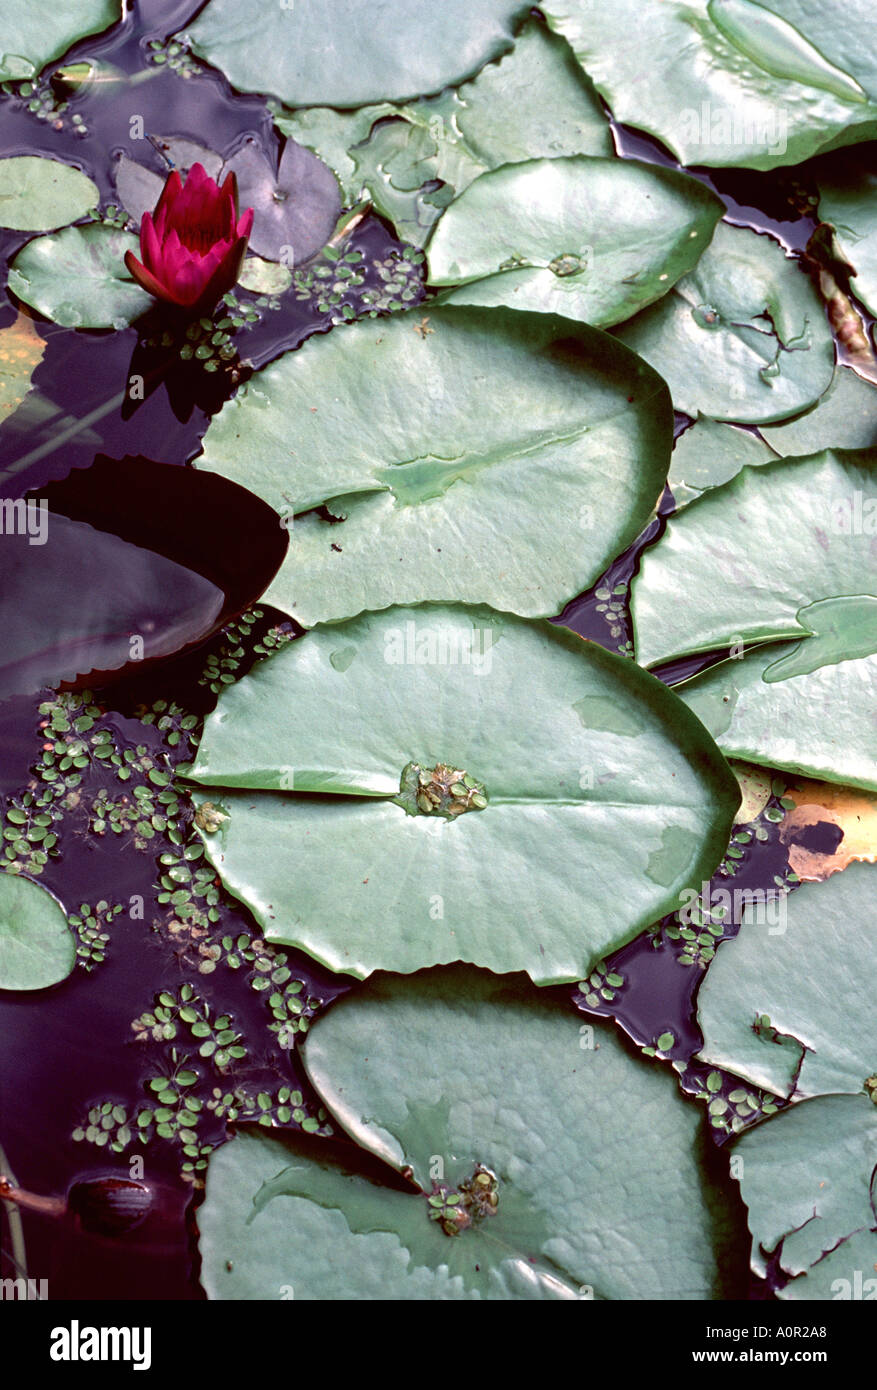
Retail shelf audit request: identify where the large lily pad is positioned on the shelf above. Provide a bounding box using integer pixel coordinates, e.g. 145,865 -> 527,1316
186,0 -> 531,108
697,863 -> 877,1098
196,305 -> 673,626
732,1094 -> 877,1297
199,967 -> 744,1299
615,222 -> 835,424
0,871 -> 74,990
759,365 -> 877,455
631,447 -> 877,667
541,0 -> 877,170
8,224 -> 151,329
428,157 -> 723,327
274,19 -> 612,247
0,0 -> 120,81
0,156 -> 98,232
669,417 -> 777,508
190,603 -> 738,985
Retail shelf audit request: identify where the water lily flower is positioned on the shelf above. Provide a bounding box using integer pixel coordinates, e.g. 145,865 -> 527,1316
124,162 -> 254,315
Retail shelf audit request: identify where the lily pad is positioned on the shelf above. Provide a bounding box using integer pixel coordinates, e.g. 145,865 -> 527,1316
199,967 -> 744,1299
677,635 -> 877,791
220,136 -> 341,265
818,160 -> 877,316
0,0 -> 120,82
428,157 -> 723,327
759,364 -> 877,454
615,222 -> 835,424
541,0 -> 877,170
697,863 -> 877,1098
196,305 -> 673,626
112,138 -> 223,227
0,871 -> 74,990
0,156 -> 98,232
274,19 -> 611,247
8,224 -> 152,329
0,507 -> 224,700
669,417 -> 777,509
732,1093 -> 877,1297
190,603 -> 739,985
187,0 -> 531,108
631,447 -> 877,667
237,255 -> 292,295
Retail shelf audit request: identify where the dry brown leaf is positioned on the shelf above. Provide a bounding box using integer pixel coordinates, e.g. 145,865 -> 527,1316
0,311 -> 46,419
779,776 -> 877,881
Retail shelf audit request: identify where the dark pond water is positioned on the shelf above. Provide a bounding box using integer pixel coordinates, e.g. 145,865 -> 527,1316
0,0 -> 862,1302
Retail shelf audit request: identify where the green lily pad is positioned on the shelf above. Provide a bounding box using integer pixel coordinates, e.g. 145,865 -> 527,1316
428,157 -> 723,327
0,0 -> 120,81
196,305 -> 673,627
697,863 -> 877,1098
8,224 -> 152,329
0,156 -> 98,232
187,0 -> 531,108
190,603 -> 738,985
760,365 -> 877,455
199,967 -> 745,1299
669,417 -> 777,508
732,1093 -> 877,1296
631,448 -> 877,668
615,222 -> 835,424
220,136 -> 340,265
818,160 -> 877,316
541,0 -> 877,170
677,629 -> 877,790
0,871 -> 75,990
237,255 -> 292,295
274,19 -> 611,247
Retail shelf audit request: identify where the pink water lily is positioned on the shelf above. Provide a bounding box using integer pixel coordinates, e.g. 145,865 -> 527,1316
124,162 -> 254,314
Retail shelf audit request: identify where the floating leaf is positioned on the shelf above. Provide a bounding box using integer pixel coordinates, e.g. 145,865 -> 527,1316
541,0 -> 877,169
237,255 -> 292,295
615,222 -> 835,424
0,156 -> 98,232
220,136 -> 340,264
0,871 -> 74,990
732,1092 -> 877,1298
0,508 -> 223,699
818,160 -> 877,316
187,0 -> 531,108
200,967 -> 744,1299
669,417 -> 777,509
196,305 -> 672,626
632,448 -> 877,667
428,157 -> 723,327
759,365 -> 877,454
191,603 -> 738,985
112,139 -> 223,228
275,20 -> 611,246
0,312 -> 45,422
697,863 -> 876,1098
678,634 -> 877,791
775,776 -> 877,881
8,224 -> 151,329
0,0 -> 120,82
